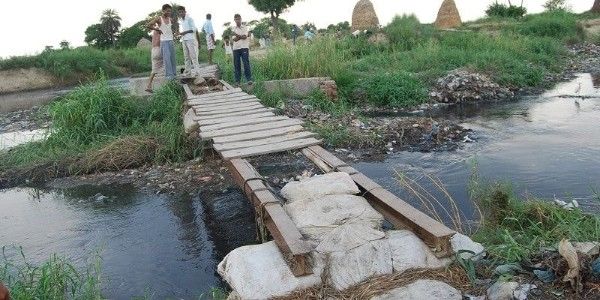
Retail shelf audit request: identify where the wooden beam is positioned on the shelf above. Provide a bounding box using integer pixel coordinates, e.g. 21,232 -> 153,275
212,125 -> 304,144
302,146 -> 456,257
187,88 -> 243,100
220,138 -> 321,160
188,95 -> 257,106
194,101 -> 262,112
197,112 -> 275,126
183,84 -> 194,99
227,159 -> 313,276
194,108 -> 274,121
194,99 -> 260,109
200,119 -> 303,139
220,80 -> 235,90
215,132 -> 317,152
200,116 -> 289,132
195,104 -> 266,116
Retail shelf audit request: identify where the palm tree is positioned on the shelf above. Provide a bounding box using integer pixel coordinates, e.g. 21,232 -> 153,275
100,9 -> 122,47
592,0 -> 600,13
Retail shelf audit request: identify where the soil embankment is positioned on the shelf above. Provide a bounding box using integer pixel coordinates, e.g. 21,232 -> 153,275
0,68 -> 59,94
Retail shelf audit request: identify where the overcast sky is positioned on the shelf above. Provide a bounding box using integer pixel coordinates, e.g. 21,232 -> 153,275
1,0 -> 593,58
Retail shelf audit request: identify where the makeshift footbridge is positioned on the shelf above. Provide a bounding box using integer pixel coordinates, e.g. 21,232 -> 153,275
182,65 -> 456,277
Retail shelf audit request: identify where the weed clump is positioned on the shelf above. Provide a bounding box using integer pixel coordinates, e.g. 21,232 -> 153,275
361,71 -> 427,107
384,15 -> 435,51
519,11 -> 584,42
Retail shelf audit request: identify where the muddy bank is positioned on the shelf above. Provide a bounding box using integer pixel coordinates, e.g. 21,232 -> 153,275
0,68 -> 60,94
0,105 -> 50,133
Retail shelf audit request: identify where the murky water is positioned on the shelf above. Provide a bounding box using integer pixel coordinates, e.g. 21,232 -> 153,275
0,185 -> 256,299
0,129 -> 46,150
355,74 -> 600,216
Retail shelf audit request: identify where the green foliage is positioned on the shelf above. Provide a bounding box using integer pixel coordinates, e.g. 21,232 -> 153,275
85,24 -> 112,49
519,11 -> 583,42
543,0 -> 567,11
384,15 -> 435,51
85,9 -> 122,49
119,21 -> 150,48
1,247 -> 102,300
59,40 -> 70,50
486,3 -> 527,18
0,47 -> 152,81
248,0 -> 297,20
471,183 -> 600,262
360,71 -> 427,107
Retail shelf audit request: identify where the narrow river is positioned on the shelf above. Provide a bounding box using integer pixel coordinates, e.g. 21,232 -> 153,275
1,74 -> 598,298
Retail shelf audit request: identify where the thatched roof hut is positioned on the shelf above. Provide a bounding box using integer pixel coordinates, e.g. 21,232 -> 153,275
435,0 -> 462,29
351,0 -> 380,31
136,38 -> 152,49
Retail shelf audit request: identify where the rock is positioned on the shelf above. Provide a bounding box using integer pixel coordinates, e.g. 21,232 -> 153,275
451,233 -> 485,260
533,269 -> 556,283
371,279 -> 461,300
316,223 -> 385,253
136,38 -> 152,49
514,284 -> 536,300
431,69 -> 513,103
387,230 -> 445,273
284,194 -> 384,240
486,281 -> 519,300
217,241 -> 323,299
435,0 -> 462,29
183,108 -> 199,134
351,0 -> 380,31
280,172 -> 360,203
326,238 -> 392,291
193,76 -> 207,85
573,241 -> 600,256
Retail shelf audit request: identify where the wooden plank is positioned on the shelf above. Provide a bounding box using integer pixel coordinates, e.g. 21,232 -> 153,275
187,88 -> 243,100
200,116 -> 289,132
200,119 -> 303,139
226,159 -> 313,276
188,95 -> 257,106
190,92 -> 248,102
193,99 -> 261,110
212,125 -> 304,144
196,104 -> 267,116
302,146 -> 456,257
188,94 -> 254,104
183,84 -> 194,99
196,103 -> 265,114
220,80 -> 235,90
221,138 -> 321,159
197,112 -> 275,126
215,131 -> 317,152
194,108 -> 274,121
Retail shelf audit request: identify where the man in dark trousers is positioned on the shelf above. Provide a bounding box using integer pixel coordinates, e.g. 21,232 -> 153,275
231,14 -> 252,86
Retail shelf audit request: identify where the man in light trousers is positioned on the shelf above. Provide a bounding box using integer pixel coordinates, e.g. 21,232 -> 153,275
178,6 -> 201,76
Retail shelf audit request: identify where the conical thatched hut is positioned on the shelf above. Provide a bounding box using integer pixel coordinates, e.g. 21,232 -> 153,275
435,0 -> 462,29
136,38 -> 152,49
351,0 -> 380,31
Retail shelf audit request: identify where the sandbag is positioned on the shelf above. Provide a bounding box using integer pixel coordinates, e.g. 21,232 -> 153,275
387,230 -> 445,273
371,279 -> 462,300
451,233 -> 485,260
316,223 -> 385,253
284,194 -> 384,240
326,239 -> 393,291
280,172 -> 360,203
217,242 -> 323,299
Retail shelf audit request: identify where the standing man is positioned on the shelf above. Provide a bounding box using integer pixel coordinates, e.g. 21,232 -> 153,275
147,4 -> 177,80
203,14 -> 216,65
232,14 -> 252,86
177,6 -> 201,76
145,29 -> 163,93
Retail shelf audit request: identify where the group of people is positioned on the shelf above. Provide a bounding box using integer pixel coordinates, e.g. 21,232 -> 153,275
145,4 -> 253,92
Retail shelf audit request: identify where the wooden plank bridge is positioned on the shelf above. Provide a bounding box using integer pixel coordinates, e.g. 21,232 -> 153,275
182,66 -> 456,277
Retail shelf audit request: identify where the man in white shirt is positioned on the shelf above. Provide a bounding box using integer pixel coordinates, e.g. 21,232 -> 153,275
232,14 -> 252,86
202,14 -> 216,65
177,6 -> 201,76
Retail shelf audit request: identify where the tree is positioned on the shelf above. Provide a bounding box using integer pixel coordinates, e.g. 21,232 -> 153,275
119,21 -> 150,48
248,0 -> 298,27
543,0 -> 566,11
85,23 -> 112,48
592,0 -> 600,13
100,9 -> 122,47
59,40 -> 70,50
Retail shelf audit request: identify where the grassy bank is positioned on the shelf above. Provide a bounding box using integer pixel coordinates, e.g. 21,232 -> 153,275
1,248 -> 102,299
0,78 -> 197,184
0,46 -> 185,83
214,11 -> 589,109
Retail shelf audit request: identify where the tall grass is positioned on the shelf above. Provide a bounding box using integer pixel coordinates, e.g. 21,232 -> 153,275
0,78 -> 196,175
518,10 -> 584,42
1,247 -> 102,299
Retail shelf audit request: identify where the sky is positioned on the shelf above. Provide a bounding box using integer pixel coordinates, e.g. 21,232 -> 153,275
1,0 -> 594,58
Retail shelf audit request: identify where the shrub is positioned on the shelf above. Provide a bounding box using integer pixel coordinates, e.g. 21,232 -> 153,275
360,71 -> 427,107
485,3 -> 527,18
384,15 -> 435,51
519,11 -> 583,42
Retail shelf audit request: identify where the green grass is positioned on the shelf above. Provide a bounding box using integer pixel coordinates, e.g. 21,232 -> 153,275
470,183 -> 600,263
1,247 -> 102,299
0,46 -> 185,82
0,77 -> 198,176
